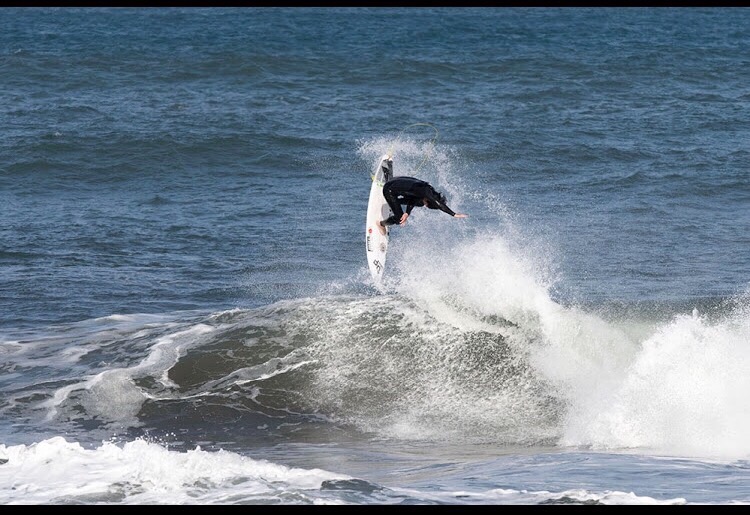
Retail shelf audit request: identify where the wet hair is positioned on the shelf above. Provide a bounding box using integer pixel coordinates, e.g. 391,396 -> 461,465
425,191 -> 446,209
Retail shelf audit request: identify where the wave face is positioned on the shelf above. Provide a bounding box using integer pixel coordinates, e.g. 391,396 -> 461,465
2,288 -> 750,504
3,273 -> 750,461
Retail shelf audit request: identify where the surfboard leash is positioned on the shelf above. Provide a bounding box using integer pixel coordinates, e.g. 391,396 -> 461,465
387,122 -> 439,175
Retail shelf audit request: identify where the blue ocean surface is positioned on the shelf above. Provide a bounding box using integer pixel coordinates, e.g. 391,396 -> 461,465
1,7 -> 749,505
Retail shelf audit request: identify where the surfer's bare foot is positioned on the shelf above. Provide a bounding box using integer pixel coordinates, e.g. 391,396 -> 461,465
377,221 -> 386,236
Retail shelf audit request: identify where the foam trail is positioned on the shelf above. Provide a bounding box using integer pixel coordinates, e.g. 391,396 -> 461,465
37,324 -> 216,426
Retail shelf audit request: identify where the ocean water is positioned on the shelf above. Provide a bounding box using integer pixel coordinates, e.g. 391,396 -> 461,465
1,6 -> 749,505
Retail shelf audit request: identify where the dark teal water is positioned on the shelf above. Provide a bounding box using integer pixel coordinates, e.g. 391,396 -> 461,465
1,7 -> 749,505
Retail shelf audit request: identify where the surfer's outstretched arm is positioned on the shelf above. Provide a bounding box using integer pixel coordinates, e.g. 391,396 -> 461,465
424,189 -> 468,218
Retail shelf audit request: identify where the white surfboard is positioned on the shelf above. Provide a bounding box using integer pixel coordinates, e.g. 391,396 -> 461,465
365,153 -> 393,283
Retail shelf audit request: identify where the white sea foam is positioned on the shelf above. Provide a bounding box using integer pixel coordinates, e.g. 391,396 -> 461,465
0,437 -> 348,505
1,437 -> 715,505
561,300 -> 750,460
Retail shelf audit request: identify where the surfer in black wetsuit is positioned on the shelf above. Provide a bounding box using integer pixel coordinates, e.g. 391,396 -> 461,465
378,176 -> 468,235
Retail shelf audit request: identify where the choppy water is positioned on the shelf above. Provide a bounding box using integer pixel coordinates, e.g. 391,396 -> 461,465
1,7 -> 749,505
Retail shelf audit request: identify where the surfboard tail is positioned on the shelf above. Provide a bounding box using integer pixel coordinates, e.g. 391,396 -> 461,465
372,153 -> 393,182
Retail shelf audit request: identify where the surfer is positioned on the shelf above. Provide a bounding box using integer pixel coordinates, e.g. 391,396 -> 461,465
377,176 -> 468,235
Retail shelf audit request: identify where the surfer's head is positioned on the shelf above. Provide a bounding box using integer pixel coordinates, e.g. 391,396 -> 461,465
424,191 -> 446,209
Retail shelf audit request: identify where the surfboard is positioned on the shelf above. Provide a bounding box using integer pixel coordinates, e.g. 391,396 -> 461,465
365,153 -> 393,283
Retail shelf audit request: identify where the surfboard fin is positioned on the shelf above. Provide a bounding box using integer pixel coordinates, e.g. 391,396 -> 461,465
382,158 -> 393,181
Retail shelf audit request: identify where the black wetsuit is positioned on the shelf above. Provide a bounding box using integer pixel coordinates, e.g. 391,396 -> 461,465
381,176 -> 456,226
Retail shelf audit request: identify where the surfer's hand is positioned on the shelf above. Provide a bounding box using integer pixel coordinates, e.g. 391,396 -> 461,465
454,213 -> 468,218
400,213 -> 409,225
